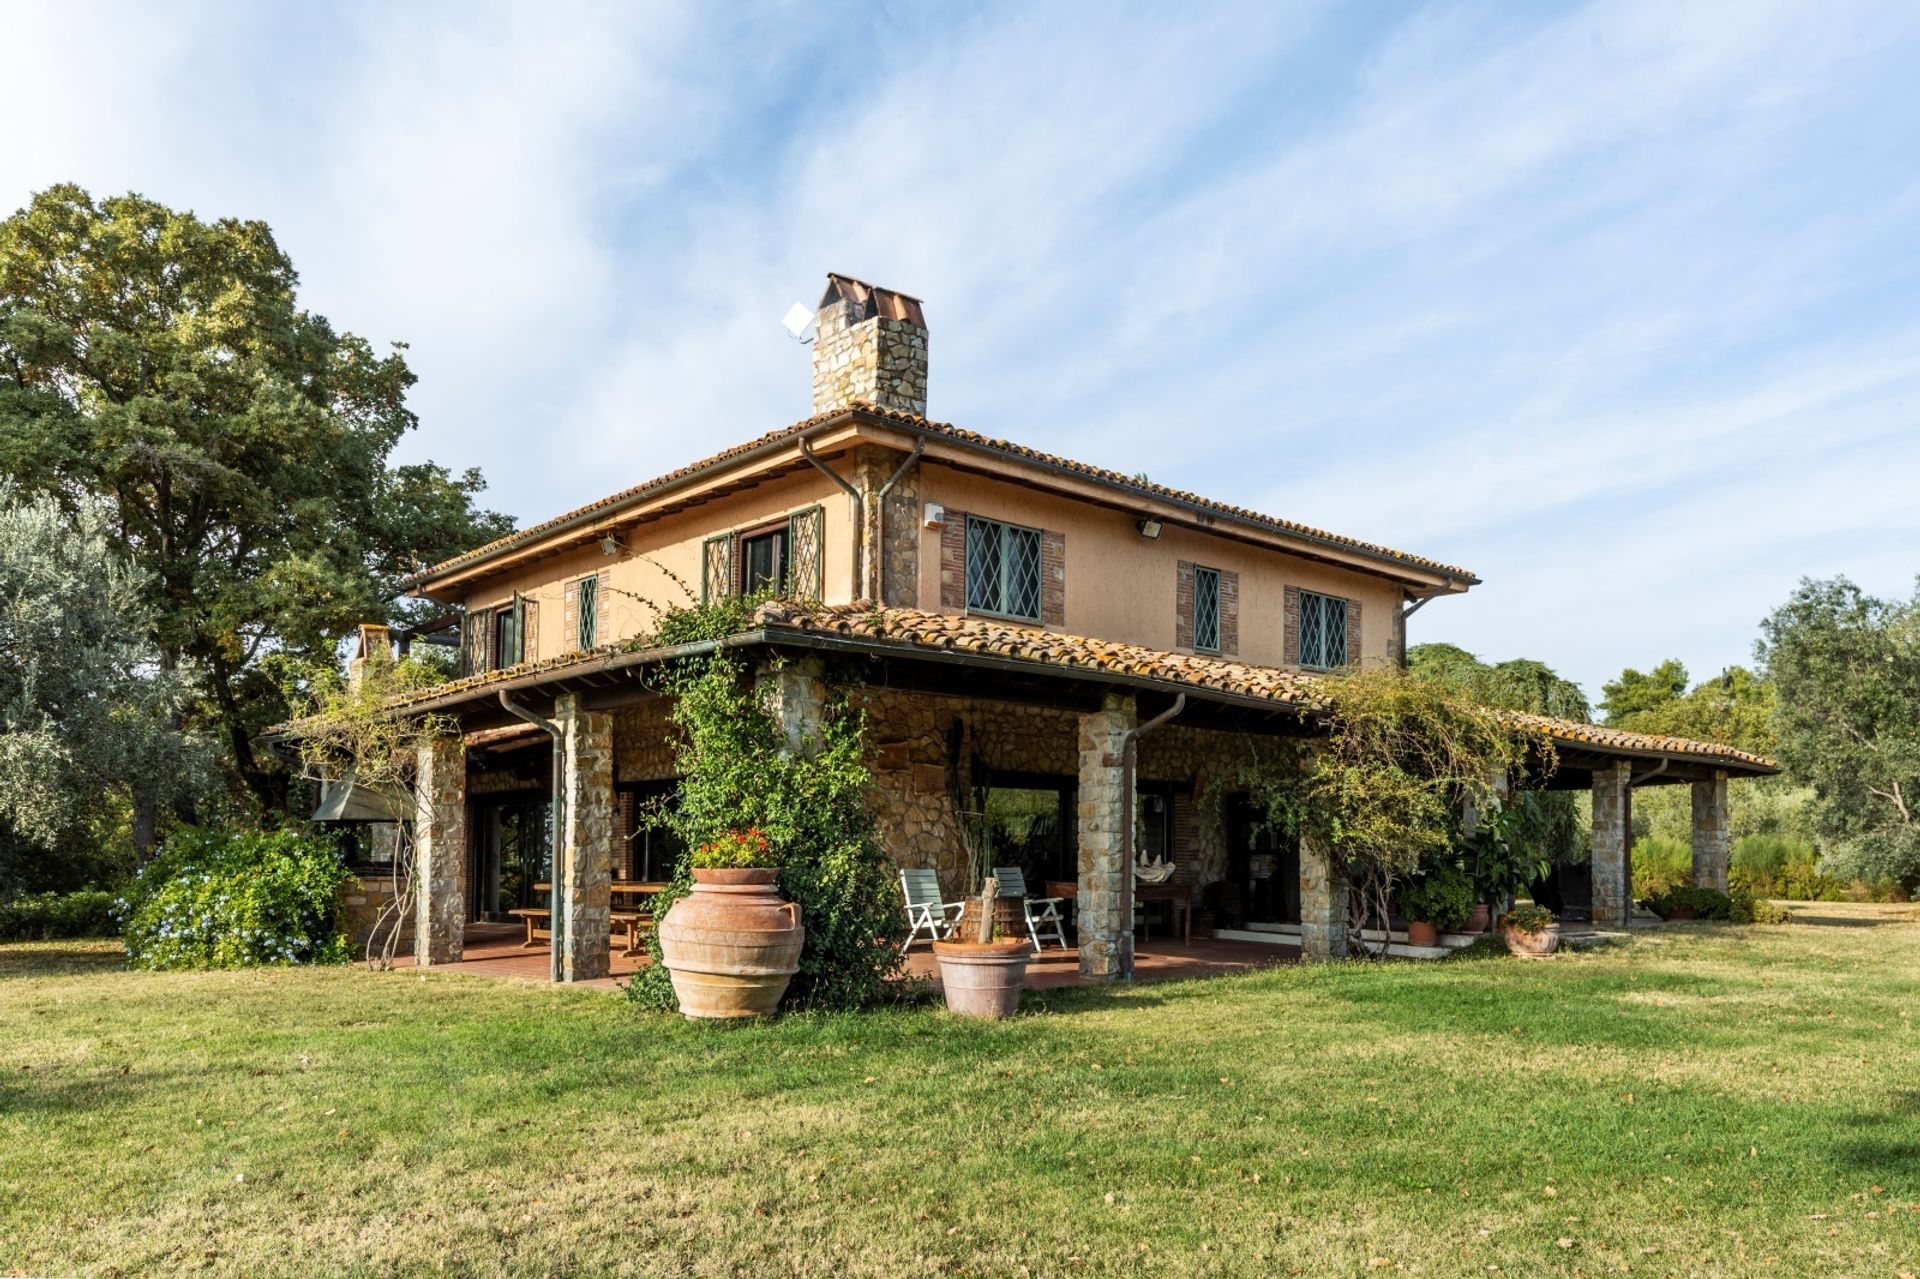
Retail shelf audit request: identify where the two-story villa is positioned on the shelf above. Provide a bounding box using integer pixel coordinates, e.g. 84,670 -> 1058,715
356,274 -> 1774,983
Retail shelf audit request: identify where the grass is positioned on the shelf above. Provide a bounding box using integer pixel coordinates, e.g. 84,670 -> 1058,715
4,907 -> 1918,1278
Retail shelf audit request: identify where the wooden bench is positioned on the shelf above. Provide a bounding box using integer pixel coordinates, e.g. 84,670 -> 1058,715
612,910 -> 651,956
508,907 -> 551,948
509,906 -> 651,955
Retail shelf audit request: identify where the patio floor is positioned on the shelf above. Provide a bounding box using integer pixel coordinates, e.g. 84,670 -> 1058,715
390,923 -> 1301,991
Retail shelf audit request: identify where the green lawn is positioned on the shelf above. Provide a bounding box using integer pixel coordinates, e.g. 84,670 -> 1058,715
4,909 -> 1918,1278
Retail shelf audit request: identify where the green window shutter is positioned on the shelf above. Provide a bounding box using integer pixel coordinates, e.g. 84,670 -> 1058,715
788,505 -> 824,600
701,534 -> 734,602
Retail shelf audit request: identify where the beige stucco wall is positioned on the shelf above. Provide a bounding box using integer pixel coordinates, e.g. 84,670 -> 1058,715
912,465 -> 1402,668
459,469 -> 858,653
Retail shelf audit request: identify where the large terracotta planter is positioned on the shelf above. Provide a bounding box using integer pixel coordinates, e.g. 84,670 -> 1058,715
1465,903 -> 1492,934
1502,923 -> 1561,958
1404,920 -> 1439,947
932,938 -> 1033,1018
658,868 -> 803,1019
1662,905 -> 1699,922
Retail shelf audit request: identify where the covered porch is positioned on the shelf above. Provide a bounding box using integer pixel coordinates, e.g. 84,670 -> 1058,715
371,603 -> 1776,988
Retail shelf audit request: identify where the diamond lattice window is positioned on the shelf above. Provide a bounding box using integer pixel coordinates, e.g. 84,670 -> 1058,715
576,575 -> 598,650
965,516 -> 1043,621
1299,590 -> 1348,669
1193,566 -> 1221,653
788,506 -> 823,598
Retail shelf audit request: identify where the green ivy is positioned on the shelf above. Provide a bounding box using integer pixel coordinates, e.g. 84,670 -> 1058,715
118,828 -> 353,970
626,640 -> 904,1013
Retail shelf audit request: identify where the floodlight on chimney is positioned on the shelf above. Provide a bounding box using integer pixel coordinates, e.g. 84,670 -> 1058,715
782,302 -> 816,344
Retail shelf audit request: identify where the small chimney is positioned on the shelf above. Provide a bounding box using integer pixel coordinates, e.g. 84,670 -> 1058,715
810,274 -> 928,417
347,623 -> 392,693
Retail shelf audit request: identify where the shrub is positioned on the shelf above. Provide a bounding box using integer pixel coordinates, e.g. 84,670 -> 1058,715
1646,884 -> 1733,921
1630,834 -> 1693,899
1397,866 -> 1476,933
691,827 -> 776,870
119,828 -> 353,970
1500,903 -> 1556,933
1726,887 -> 1792,925
0,890 -> 117,940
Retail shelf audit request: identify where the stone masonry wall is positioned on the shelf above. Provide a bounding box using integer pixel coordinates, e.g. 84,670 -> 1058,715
556,693 -> 614,982
1691,771 -> 1730,892
413,736 -> 467,966
1076,693 -> 1135,980
811,309 -> 928,417
1590,760 -> 1633,926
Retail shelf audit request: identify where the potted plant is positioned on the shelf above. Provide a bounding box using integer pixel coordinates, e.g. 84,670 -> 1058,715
1498,902 -> 1560,957
657,827 -> 804,1019
1397,866 -> 1475,947
932,876 -> 1033,1018
1461,803 -> 1549,936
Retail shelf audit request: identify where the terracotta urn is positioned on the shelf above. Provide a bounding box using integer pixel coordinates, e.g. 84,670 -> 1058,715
1465,902 -> 1492,934
1404,920 -> 1439,947
932,937 -> 1033,1018
1501,923 -> 1561,958
658,868 -> 804,1019
1663,905 -> 1699,922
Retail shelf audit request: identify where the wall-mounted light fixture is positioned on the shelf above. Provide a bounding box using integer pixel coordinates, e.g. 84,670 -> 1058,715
923,503 -> 947,529
1136,518 -> 1163,540
599,532 -> 627,556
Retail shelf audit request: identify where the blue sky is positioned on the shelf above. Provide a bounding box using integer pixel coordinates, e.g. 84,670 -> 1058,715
7,0 -> 1919,703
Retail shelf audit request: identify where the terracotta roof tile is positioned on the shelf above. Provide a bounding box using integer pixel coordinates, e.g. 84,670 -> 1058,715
325,603 -> 1772,774
411,402 -> 1477,585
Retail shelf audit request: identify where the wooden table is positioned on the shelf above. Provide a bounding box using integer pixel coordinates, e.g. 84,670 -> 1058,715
528,882 -> 669,954
1044,879 -> 1194,945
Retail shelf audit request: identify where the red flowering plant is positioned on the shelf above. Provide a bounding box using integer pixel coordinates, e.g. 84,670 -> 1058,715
691,826 -> 777,870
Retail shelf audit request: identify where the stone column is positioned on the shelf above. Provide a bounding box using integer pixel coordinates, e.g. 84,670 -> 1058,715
413,736 -> 467,967
555,692 -> 615,982
1076,692 -> 1136,981
1590,761 -> 1633,926
1298,835 -> 1348,961
1691,770 -> 1730,892
759,657 -> 827,755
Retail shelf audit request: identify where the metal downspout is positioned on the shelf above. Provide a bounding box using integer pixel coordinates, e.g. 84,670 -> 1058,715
498,691 -> 565,984
1119,693 -> 1186,982
799,437 -> 864,601
869,437 -> 924,601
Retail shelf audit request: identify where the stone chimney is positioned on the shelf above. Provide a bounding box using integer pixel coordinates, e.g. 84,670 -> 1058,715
810,274 -> 928,417
347,623 -> 392,693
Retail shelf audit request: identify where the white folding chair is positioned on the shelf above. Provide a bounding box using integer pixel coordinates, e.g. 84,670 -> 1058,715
993,866 -> 1068,951
899,868 -> 963,952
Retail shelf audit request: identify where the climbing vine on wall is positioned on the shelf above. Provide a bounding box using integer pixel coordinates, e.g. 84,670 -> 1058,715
625,598 -> 905,1011
1209,667 -> 1547,954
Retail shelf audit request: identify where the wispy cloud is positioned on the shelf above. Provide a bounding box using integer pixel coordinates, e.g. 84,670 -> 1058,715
3,0 -> 1917,699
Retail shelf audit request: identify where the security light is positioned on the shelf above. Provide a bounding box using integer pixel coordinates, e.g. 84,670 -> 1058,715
1136,519 -> 1163,539
600,533 -> 626,556
782,302 -> 816,342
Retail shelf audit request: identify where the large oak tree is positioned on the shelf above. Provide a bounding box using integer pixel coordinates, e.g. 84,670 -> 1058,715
0,185 -> 512,813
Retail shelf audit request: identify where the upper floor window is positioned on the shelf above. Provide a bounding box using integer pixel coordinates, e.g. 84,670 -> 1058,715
1299,590 -> 1348,669
740,526 -> 789,594
965,515 -> 1043,622
1193,566 -> 1221,654
493,599 -> 525,669
575,574 -> 598,650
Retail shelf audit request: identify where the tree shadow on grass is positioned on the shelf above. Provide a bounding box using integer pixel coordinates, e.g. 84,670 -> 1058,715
0,941 -> 123,980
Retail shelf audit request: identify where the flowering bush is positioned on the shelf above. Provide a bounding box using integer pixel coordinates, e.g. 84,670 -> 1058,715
119,828 -> 353,970
692,827 -> 776,870
1499,903 -> 1557,934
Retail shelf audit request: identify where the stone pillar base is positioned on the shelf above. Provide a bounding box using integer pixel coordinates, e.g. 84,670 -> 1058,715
1299,836 -> 1347,962
413,737 -> 466,967
1077,693 -> 1136,981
